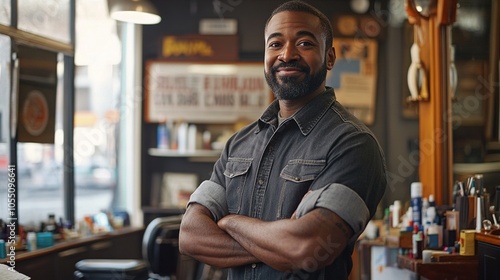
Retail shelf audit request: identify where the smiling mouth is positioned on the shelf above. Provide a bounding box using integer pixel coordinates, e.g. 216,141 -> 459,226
277,67 -> 303,77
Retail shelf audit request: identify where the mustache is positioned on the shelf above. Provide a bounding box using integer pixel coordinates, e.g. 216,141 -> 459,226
271,61 -> 309,73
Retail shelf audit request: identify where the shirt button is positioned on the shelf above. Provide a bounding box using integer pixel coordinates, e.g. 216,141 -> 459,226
251,263 -> 257,268
258,179 -> 264,185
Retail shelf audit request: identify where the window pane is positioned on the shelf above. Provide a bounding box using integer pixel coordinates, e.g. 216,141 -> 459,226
17,142 -> 64,225
0,35 -> 11,220
17,50 -> 65,227
74,0 -> 120,221
0,0 -> 10,25
74,66 -> 120,221
18,0 -> 71,43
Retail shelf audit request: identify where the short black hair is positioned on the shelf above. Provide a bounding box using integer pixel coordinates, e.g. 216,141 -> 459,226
265,0 -> 333,50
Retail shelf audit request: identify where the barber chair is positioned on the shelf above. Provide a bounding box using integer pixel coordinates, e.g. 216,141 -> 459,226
74,215 -> 184,280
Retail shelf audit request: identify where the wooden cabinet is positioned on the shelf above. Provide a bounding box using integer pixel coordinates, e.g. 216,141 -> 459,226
476,232 -> 500,280
477,241 -> 500,280
15,253 -> 58,280
57,246 -> 91,279
1,227 -> 144,280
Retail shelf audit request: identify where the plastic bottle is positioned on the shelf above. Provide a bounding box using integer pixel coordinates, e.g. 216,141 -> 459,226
421,197 -> 429,224
177,122 -> 188,153
392,200 -> 402,228
187,124 -> 197,152
0,239 -> 5,258
27,232 -> 37,252
383,208 -> 390,236
412,224 -> 423,259
411,182 -> 423,226
428,194 -> 436,224
157,122 -> 168,149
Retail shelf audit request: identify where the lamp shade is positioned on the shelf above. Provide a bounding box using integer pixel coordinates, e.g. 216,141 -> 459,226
110,0 -> 161,25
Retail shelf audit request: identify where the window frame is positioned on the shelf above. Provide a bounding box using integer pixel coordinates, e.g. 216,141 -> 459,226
0,0 -> 76,227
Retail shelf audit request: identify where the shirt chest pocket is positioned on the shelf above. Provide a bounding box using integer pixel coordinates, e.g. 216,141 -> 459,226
277,159 -> 326,219
224,157 -> 252,213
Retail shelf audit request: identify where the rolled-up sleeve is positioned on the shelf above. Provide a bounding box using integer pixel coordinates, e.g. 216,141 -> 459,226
187,180 -> 228,222
295,183 -> 370,237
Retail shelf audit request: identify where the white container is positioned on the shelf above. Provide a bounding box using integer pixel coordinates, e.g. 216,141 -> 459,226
411,182 -> 423,225
27,232 -> 37,252
187,124 -> 197,152
177,122 -> 188,153
392,200 -> 402,227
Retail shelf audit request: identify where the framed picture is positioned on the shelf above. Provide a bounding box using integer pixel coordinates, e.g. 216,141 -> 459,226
326,37 -> 378,125
160,172 -> 199,208
144,61 -> 272,123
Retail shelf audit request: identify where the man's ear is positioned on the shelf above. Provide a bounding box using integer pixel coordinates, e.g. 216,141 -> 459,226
327,47 -> 336,70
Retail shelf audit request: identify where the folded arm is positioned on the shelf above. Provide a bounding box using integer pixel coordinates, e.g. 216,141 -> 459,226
217,207 -> 353,272
179,203 -> 260,268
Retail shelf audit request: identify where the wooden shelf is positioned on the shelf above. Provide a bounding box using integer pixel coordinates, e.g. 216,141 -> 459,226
148,148 -> 221,161
142,206 -> 186,215
453,162 -> 500,174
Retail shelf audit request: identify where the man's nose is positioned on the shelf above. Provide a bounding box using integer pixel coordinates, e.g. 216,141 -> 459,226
279,43 -> 299,62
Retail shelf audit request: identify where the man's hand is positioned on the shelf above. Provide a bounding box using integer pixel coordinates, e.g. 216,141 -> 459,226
179,203 -> 259,268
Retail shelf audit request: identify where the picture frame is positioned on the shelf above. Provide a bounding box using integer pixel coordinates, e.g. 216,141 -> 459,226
160,172 -> 199,208
326,37 -> 378,125
144,61 -> 272,124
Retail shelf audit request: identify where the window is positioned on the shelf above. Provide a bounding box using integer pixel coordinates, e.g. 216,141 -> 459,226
0,35 -> 11,219
15,46 -> 65,227
0,0 -> 10,25
74,0 -> 121,222
17,0 -> 71,43
0,0 -> 122,229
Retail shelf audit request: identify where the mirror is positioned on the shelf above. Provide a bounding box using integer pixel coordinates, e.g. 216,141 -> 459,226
451,0 -> 499,205
402,0 -> 498,205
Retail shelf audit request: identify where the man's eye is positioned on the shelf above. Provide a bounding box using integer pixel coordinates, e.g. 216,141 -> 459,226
269,42 -> 281,48
298,41 -> 314,47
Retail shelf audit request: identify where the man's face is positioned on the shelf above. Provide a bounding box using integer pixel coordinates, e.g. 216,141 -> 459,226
264,11 -> 334,100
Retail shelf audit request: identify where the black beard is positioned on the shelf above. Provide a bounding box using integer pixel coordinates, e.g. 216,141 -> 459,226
265,61 -> 327,100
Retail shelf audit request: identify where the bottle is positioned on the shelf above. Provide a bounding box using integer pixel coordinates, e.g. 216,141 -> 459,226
411,182 -> 423,226
392,200 -> 402,228
422,197 -> 429,224
383,208 -> 390,236
0,239 -> 5,258
426,223 -> 439,248
428,194 -> 436,223
27,232 -> 37,252
177,122 -> 188,153
157,122 -> 168,149
412,224 -> 423,259
187,124 -> 197,152
476,195 -> 483,232
45,214 -> 57,233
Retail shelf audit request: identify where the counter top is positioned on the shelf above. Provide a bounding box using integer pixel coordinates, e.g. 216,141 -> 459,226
1,227 -> 144,262
397,254 -> 478,280
475,231 -> 500,246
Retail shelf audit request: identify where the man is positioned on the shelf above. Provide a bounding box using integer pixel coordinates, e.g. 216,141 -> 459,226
179,1 -> 387,279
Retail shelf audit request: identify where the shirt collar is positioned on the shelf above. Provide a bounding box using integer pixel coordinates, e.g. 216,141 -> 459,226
258,87 -> 336,135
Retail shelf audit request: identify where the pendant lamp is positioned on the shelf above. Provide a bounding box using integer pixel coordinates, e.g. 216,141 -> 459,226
110,0 -> 161,25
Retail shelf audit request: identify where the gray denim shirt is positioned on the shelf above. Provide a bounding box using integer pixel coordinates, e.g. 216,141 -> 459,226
189,87 -> 387,280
